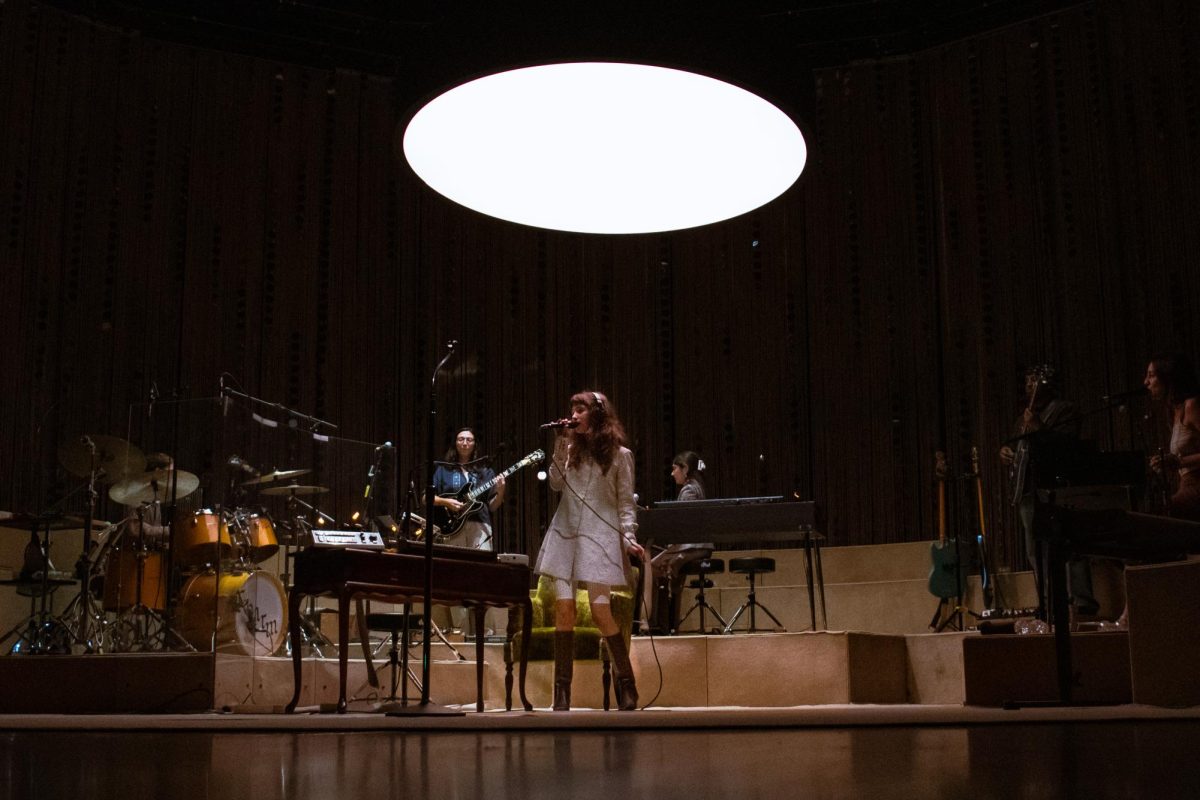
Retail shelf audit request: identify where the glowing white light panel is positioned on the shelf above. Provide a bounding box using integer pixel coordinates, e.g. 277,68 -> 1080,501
403,62 -> 807,234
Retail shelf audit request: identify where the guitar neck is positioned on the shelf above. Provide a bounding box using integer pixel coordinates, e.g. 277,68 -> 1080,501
464,453 -> 541,501
466,471 -> 506,501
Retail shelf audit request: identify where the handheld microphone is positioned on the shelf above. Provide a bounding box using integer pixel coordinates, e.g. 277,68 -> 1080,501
540,419 -> 579,430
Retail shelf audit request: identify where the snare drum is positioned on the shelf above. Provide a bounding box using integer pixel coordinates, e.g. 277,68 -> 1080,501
175,569 -> 287,656
176,510 -> 234,566
101,546 -> 168,611
239,513 -> 279,563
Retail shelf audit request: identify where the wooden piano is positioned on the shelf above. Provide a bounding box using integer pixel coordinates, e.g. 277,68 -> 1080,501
637,497 -> 826,630
285,544 -> 534,713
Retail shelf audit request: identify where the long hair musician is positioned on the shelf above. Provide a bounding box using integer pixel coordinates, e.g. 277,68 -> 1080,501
534,390 -> 644,711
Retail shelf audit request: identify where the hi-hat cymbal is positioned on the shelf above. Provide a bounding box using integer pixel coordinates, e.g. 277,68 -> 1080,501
259,484 -> 328,497
242,468 -> 311,486
109,469 -> 200,506
58,435 -> 146,481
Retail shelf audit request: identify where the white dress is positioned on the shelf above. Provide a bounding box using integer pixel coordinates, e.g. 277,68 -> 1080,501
534,443 -> 638,588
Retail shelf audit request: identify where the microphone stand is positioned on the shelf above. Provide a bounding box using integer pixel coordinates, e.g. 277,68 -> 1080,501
389,340 -> 464,716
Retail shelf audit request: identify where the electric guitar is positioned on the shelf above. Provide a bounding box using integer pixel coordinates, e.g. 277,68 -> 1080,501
927,450 -> 958,599
1008,365 -> 1053,505
436,449 -> 545,536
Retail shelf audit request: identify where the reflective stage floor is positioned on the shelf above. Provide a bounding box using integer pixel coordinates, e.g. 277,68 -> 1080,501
4,710 -> 1200,799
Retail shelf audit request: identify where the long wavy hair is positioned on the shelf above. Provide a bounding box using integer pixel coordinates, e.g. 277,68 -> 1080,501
568,390 -> 626,474
673,450 -> 706,495
1151,351 -> 1200,407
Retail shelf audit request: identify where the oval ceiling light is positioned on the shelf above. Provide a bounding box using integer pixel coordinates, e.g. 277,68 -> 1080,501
402,62 -> 807,235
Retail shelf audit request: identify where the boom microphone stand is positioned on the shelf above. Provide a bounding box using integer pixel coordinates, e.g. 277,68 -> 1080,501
388,340 -> 464,717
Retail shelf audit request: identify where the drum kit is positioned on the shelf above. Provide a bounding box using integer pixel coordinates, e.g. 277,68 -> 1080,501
5,434 -> 335,656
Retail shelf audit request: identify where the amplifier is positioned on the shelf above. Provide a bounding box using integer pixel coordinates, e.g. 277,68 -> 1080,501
310,529 -> 386,549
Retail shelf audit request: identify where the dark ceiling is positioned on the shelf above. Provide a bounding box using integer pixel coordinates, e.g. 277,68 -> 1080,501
47,1 -> 1087,74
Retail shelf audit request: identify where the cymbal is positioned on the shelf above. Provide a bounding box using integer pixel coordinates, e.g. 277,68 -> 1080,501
259,484 -> 328,497
109,469 -> 200,506
0,512 -> 108,532
58,435 -> 146,481
242,468 -> 311,486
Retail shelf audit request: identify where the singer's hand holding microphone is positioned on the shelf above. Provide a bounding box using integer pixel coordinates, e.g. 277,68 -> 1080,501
540,418 -> 578,431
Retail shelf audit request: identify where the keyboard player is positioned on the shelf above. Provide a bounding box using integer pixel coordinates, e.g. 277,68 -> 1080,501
645,451 -> 715,634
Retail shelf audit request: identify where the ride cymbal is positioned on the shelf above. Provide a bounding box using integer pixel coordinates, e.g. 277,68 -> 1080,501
258,484 -> 328,497
58,435 -> 145,481
242,468 -> 311,486
109,469 -> 200,506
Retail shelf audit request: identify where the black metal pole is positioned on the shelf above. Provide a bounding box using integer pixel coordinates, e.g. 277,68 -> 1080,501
420,341 -> 457,705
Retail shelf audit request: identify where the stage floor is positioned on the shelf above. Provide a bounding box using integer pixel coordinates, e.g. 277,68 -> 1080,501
3,709 -> 1199,799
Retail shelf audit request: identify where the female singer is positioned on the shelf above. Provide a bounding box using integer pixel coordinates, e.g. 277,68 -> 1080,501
1145,352 -> 1200,521
535,390 -> 644,711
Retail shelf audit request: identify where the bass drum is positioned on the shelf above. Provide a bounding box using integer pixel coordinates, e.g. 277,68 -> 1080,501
176,570 -> 287,656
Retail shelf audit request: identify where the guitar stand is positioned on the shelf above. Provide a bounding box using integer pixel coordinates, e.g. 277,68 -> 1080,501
931,597 -> 970,632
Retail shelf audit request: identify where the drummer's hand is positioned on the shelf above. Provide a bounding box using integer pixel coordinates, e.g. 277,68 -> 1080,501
999,446 -> 1015,465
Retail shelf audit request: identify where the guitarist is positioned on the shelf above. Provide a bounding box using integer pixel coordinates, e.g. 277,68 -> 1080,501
999,365 -> 1098,621
429,427 -> 505,636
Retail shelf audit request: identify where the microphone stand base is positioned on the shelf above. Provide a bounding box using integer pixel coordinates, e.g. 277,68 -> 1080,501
383,700 -> 466,717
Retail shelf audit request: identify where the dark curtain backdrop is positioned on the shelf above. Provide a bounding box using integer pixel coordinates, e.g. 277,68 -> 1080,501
2,0 -> 1198,569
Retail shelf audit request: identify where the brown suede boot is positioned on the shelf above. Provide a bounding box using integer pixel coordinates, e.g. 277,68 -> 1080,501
552,630 -> 574,711
604,633 -> 638,711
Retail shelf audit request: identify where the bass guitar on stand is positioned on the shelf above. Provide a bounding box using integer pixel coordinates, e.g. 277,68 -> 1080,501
435,449 -> 545,537
971,445 -> 996,611
928,451 -> 957,599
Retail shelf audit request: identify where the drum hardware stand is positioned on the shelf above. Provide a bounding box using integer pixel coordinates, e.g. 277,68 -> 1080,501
59,520 -> 121,652
108,505 -> 194,652
1,521 -> 74,654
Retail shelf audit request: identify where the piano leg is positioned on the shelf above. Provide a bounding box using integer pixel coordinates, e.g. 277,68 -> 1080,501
286,589 -> 304,713
474,605 -> 486,713
337,591 -> 350,713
